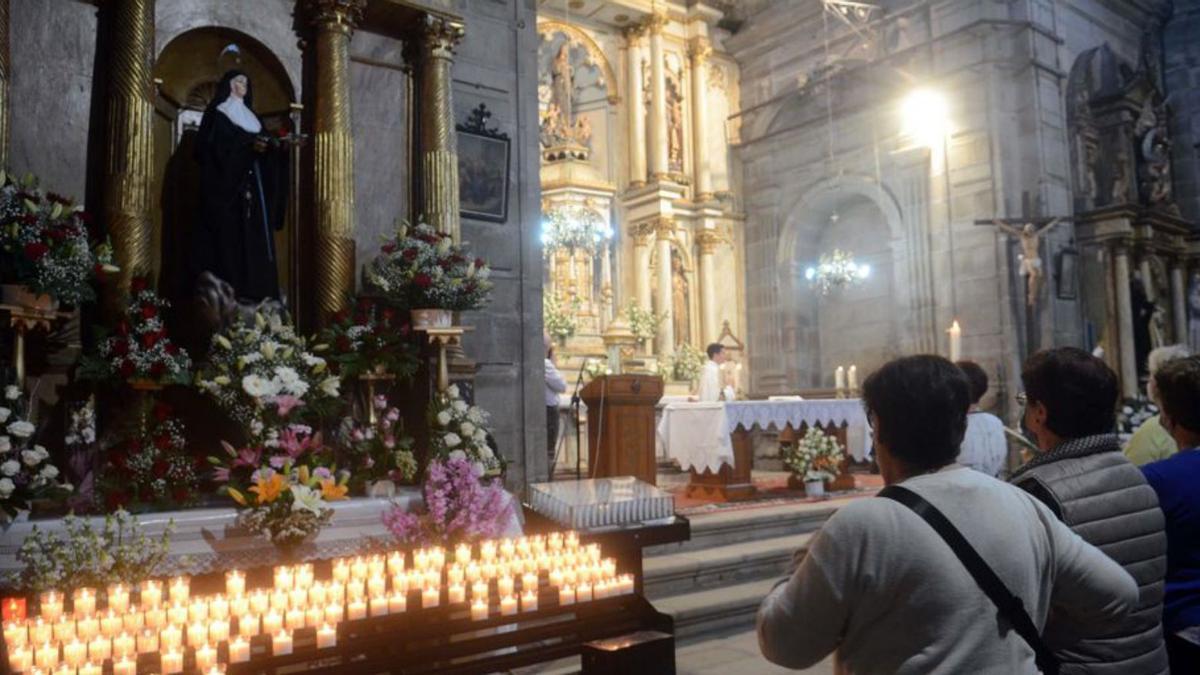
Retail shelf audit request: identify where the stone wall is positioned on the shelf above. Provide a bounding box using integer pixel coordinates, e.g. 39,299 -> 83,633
1165,0 -> 1200,224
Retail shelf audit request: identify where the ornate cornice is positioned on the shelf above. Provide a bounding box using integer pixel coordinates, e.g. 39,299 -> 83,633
309,0 -> 365,33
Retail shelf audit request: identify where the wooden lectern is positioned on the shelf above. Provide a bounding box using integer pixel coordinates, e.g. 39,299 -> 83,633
580,374 -> 663,485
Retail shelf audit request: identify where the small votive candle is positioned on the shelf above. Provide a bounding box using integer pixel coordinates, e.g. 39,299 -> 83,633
421,586 -> 439,609
225,570 -> 245,597
520,589 -> 538,612
522,573 -> 538,592
168,576 -> 190,604
136,628 -> 157,654
481,541 -> 497,562
194,642 -> 217,670
87,633 -> 110,661
159,624 -> 182,651
549,569 -> 564,587
53,617 -> 75,643
387,552 -> 405,576
106,584 -> 130,614
470,599 -> 488,621
122,610 -> 143,633
63,637 -> 86,667
5,619 -> 27,648
8,644 -> 31,671
112,655 -> 136,675
285,607 -> 304,631
501,539 -> 516,559
305,606 -> 323,628
237,613 -> 259,638
228,593 -> 249,618
228,636 -> 250,663
332,559 -> 350,583
79,660 -> 102,675
39,592 -> 64,623
413,550 -> 429,571
455,543 -> 471,565
262,610 -> 282,636
138,581 -> 162,609
448,583 -> 465,604
36,640 -> 59,669
317,623 -> 337,649
369,596 -> 389,618
347,599 -> 367,621
249,590 -> 269,615
73,588 -> 97,617
29,617 -> 51,645
497,576 -> 514,598
559,586 -> 575,606
324,603 -> 343,625
208,618 -> 230,644
160,648 -> 183,674
326,582 -> 345,606
388,591 -> 406,614
447,566 -> 465,586
350,557 -> 368,580
576,582 -> 592,603
500,595 -> 517,616
167,601 -> 188,626
471,581 -> 488,603
112,631 -> 135,659
274,566 -> 294,592
142,608 -> 165,631
99,609 -> 122,637
272,629 -> 293,656
345,580 -> 366,602
367,557 -> 385,579
296,564 -> 314,589
367,575 -> 387,598
187,621 -> 207,647
209,595 -> 229,621
308,582 -> 327,607
270,591 -> 289,612
76,616 -> 99,641
429,547 -> 445,570
288,588 -> 307,610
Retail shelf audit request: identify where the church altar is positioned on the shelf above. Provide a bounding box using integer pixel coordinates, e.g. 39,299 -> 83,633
0,494 -> 524,579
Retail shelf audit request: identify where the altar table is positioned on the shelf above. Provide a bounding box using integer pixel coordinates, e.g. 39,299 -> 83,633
658,399 -> 871,501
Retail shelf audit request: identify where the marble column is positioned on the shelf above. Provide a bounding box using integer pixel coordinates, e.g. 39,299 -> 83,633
689,37 -> 713,201
0,0 -> 10,168
310,0 -> 365,323
1171,260 -> 1187,344
623,25 -> 647,187
600,243 -> 614,328
1113,243 -> 1138,398
646,12 -> 669,182
655,217 -> 675,356
632,225 -> 653,313
416,15 -> 465,241
102,0 -> 156,301
696,229 -> 721,344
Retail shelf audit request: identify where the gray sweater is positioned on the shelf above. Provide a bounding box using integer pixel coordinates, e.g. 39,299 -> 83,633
757,466 -> 1138,674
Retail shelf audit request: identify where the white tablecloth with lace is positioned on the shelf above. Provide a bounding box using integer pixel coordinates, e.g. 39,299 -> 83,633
723,399 -> 871,460
656,402 -> 735,474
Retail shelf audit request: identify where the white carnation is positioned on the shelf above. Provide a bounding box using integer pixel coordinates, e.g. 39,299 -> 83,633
0,460 -> 17,476
39,465 -> 58,480
21,450 -> 40,467
0,478 -> 13,498
436,411 -> 452,427
447,385 -> 460,399
461,422 -> 475,437
467,409 -> 484,425
33,445 -> 48,461
471,462 -> 485,477
242,374 -> 278,398
0,436 -> 9,453
4,385 -> 18,401
480,445 -> 494,460
452,400 -> 468,413
444,432 -> 461,448
6,421 -> 34,438
0,407 -> 9,423
449,450 -> 467,462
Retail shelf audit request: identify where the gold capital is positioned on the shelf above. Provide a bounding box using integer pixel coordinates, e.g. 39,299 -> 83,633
696,229 -> 724,254
688,37 -> 712,62
309,0 -> 365,32
630,221 -> 656,245
653,216 -> 675,241
622,23 -> 646,43
421,15 -> 465,60
645,11 -> 668,34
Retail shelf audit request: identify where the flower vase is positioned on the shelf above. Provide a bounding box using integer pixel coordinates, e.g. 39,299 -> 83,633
1,284 -> 58,312
803,479 -> 826,498
410,309 -> 452,329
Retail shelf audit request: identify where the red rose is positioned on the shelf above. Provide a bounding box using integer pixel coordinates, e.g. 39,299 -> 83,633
117,321 -> 130,337
112,339 -> 129,357
110,450 -> 128,469
165,343 -> 179,355
438,260 -> 452,271
399,323 -> 411,337
141,332 -> 159,349
105,491 -> 131,511
413,273 -> 432,289
127,439 -> 142,452
335,335 -> 351,352
381,308 -> 396,324
382,242 -> 397,254
154,402 -> 172,422
357,297 -> 372,311
171,487 -> 191,504
402,248 -> 419,261
119,360 -> 135,378
130,277 -> 148,293
140,304 -> 157,319
149,361 -> 166,378
23,242 -> 48,261
152,459 -> 169,477
21,214 -> 36,225
45,228 -> 66,241
333,309 -> 350,324
475,258 -> 486,268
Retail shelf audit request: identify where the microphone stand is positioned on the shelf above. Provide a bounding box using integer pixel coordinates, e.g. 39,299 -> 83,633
570,359 -> 589,481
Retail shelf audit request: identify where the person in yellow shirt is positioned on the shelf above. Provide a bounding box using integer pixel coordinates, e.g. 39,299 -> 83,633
1125,344 -> 1190,466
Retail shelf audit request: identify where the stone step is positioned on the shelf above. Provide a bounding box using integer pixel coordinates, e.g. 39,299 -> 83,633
652,577 -> 782,643
649,500 -> 838,557
644,532 -> 813,600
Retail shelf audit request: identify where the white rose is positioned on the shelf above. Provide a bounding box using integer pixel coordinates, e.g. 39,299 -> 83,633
480,445 -> 494,460
449,450 -> 467,462
0,407 -> 9,423
444,432 -> 461,448
467,409 -> 484,425
436,411 -> 452,427
39,465 -> 58,480
0,436 -> 10,453
447,385 -> 460,399
21,450 -> 39,467
6,421 -> 34,438
474,430 -> 488,444
0,460 -> 17,476
452,400 -> 468,413
0,478 -> 13,498
4,385 -> 18,401
461,422 -> 475,437
33,445 -> 48,461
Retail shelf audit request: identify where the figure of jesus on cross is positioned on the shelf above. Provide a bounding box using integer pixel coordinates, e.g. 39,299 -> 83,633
974,193 -> 1070,308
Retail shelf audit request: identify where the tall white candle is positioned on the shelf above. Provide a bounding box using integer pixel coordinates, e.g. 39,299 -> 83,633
835,366 -> 846,392
847,365 -> 858,392
948,320 -> 962,362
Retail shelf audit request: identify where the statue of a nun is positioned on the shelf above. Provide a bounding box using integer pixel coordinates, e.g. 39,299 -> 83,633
190,70 -> 287,301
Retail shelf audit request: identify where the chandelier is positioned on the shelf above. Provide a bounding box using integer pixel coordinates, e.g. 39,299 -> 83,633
805,249 -> 871,295
540,205 -> 613,255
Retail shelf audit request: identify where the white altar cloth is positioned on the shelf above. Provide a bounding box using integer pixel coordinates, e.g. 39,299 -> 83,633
0,492 -> 524,577
723,399 -> 872,460
657,402 -> 735,473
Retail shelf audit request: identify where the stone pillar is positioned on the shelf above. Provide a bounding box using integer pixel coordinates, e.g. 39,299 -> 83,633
632,226 -> 653,313
0,0 -> 10,168
623,25 -> 647,187
646,13 -> 669,181
655,217 -> 675,356
696,229 -> 721,344
417,16 -> 465,241
310,0 -> 364,324
102,0 -> 156,301
1171,260 -> 1187,344
600,243 -> 613,328
689,37 -> 713,201
1113,243 -> 1139,398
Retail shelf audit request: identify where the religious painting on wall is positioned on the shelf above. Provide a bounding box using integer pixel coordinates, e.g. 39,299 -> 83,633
1055,247 -> 1078,300
457,103 -> 510,223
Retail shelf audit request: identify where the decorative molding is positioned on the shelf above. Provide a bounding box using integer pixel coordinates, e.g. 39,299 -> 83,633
687,37 -> 712,62
420,14 -> 465,59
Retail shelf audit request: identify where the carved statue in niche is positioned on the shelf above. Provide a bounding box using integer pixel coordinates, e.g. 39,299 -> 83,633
1136,99 -> 1174,209
537,34 -> 596,152
1131,275 -> 1156,379
551,43 -> 574,126
1111,142 -> 1131,205
665,68 -> 685,173
671,250 -> 690,346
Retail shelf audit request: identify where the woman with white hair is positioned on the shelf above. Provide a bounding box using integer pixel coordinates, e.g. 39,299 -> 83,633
1125,344 -> 1191,466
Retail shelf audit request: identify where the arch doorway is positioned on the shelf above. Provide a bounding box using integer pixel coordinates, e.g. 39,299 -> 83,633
152,27 -> 296,315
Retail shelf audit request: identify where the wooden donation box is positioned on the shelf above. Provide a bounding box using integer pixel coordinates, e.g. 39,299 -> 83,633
580,375 -> 663,485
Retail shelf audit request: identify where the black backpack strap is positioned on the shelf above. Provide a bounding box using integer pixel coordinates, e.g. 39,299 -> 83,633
879,485 -> 1060,675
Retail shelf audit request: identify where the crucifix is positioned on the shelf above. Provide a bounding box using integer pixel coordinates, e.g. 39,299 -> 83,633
974,192 -> 1072,308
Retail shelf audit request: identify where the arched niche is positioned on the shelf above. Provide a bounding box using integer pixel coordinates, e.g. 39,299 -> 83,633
156,27 -> 296,116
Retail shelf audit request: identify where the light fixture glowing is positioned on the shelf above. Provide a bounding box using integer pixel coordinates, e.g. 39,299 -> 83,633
540,205 -> 612,255
805,249 -> 870,295
901,88 -> 949,148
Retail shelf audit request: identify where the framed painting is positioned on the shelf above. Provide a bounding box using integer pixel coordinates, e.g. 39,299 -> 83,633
457,103 -> 510,223
1055,247 -> 1079,300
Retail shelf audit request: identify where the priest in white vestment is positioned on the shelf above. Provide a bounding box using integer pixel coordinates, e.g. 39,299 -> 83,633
695,343 -> 729,402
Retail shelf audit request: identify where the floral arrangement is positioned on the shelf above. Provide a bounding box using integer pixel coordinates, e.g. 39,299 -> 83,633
583,357 -> 610,380
782,427 -> 844,483
318,297 -> 418,380
543,294 -> 579,343
195,312 -> 341,440
381,457 -> 511,546
1117,396 -> 1159,435
625,303 -> 662,345
366,220 -> 493,311
0,171 -> 116,305
100,402 -> 200,511
669,342 -> 706,383
429,384 -> 503,477
337,396 -> 417,489
83,277 -> 191,385
211,425 -> 349,547
0,383 -> 72,518
13,510 -> 174,594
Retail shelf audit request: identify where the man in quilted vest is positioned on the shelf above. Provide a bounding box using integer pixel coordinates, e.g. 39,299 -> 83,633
1013,347 -> 1169,673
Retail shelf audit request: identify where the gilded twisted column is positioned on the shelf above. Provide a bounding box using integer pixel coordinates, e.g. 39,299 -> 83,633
0,0 -> 10,168
417,16 -> 465,241
102,0 -> 156,302
309,0 -> 364,323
